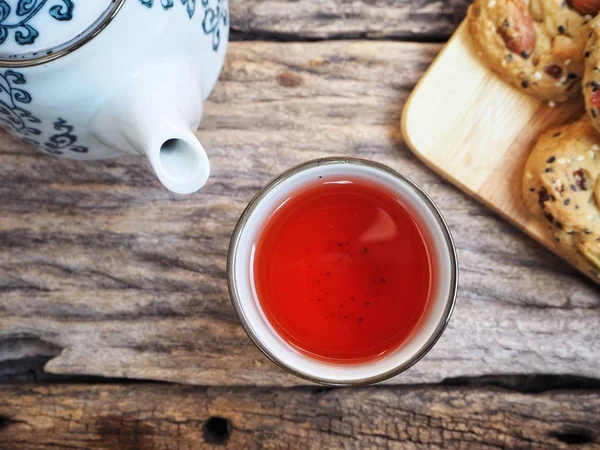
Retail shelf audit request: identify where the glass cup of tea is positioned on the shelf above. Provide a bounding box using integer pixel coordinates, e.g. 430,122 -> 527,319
227,157 -> 458,385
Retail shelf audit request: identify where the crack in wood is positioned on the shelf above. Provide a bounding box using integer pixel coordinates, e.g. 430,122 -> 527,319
1,384 -> 597,449
228,0 -> 470,43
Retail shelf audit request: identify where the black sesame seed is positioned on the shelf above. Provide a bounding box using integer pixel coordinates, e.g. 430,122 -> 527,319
538,188 -> 551,208
558,25 -> 565,34
570,184 -> 577,192
555,221 -> 563,229
521,80 -> 529,88
547,156 -> 556,163
586,51 -> 591,58
521,51 -> 529,58
564,198 -> 571,205
568,73 -> 578,79
544,167 -> 553,173
529,187 -> 535,192
503,19 -> 510,28
507,53 -> 513,62
552,132 -> 562,137
592,108 -> 598,118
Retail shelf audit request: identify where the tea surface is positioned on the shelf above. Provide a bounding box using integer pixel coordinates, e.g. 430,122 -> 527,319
253,179 -> 433,363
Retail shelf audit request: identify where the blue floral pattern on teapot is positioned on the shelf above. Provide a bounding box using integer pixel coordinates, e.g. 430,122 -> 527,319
0,69 -> 87,154
0,0 -> 74,45
139,0 -> 228,51
0,0 -> 228,52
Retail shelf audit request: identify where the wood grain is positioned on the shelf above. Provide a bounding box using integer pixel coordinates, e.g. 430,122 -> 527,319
229,0 -> 470,41
1,41 -> 599,386
0,384 -> 598,449
402,22 -> 598,283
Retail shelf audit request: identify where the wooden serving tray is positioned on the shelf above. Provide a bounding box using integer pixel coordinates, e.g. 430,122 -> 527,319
401,21 -> 599,283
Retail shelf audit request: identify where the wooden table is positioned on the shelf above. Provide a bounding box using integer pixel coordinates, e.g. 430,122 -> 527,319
1,1 -> 599,448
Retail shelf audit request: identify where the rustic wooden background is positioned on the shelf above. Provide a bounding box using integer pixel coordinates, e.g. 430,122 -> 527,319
1,0 -> 599,448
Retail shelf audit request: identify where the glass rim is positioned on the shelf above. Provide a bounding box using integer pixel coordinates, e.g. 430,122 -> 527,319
227,157 -> 459,386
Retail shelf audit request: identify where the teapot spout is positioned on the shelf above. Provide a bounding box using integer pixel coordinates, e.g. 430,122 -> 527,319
146,132 -> 210,195
133,92 -> 210,194
91,57 -> 209,194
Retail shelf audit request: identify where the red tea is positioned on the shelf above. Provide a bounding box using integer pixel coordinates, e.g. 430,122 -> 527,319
253,178 -> 434,363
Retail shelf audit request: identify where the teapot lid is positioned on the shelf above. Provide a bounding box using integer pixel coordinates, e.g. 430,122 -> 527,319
0,0 -> 124,67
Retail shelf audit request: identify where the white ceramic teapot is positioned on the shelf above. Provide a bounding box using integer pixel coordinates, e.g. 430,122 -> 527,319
0,0 -> 229,193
